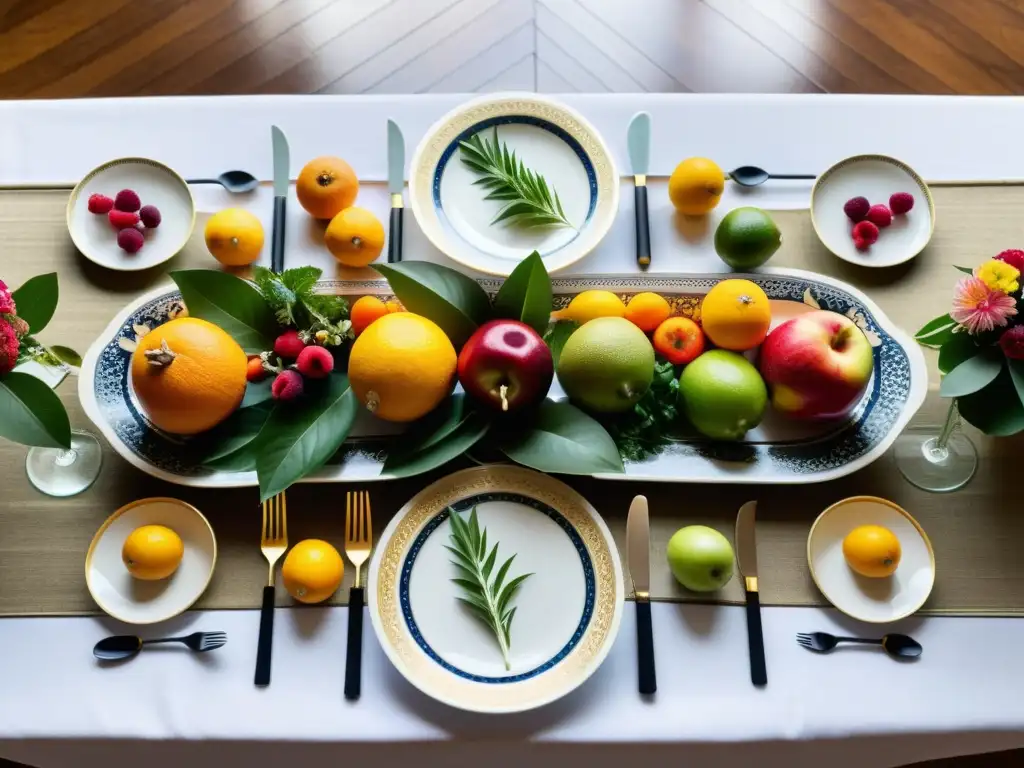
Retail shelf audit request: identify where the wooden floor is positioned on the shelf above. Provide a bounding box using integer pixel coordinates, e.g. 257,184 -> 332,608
2,0 -> 1024,98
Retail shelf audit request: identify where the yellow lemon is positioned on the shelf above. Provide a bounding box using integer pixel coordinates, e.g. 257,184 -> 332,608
204,208 -> 264,266
122,525 -> 184,581
325,206 -> 385,267
553,290 -> 626,324
348,313 -> 457,422
843,525 -> 901,578
282,539 -> 345,604
668,157 -> 725,215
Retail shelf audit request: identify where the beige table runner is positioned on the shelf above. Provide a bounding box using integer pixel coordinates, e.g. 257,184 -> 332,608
2,189 -> 1024,617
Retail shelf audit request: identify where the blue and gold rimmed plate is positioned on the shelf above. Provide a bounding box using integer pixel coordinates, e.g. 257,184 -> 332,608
409,93 -> 618,276
367,465 -> 624,713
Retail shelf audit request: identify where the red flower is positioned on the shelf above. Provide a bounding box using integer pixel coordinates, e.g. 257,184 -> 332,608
0,318 -> 19,375
1001,326 -> 1024,360
995,249 -> 1024,273
0,279 -> 14,316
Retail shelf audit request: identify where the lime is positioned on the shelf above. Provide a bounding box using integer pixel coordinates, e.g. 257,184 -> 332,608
678,350 -> 767,440
557,317 -> 655,413
714,207 -> 781,270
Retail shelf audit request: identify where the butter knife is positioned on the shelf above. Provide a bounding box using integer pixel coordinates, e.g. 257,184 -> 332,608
387,118 -> 405,263
736,500 -> 767,687
270,125 -> 290,272
627,494 -> 656,694
627,112 -> 651,269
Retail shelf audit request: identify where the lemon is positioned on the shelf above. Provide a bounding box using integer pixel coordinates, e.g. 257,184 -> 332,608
843,525 -> 901,578
282,539 -> 345,604
714,207 -> 782,270
325,206 -> 385,267
553,290 -> 626,324
557,317 -> 655,413
122,525 -> 184,581
204,208 -> 264,266
668,157 -> 725,216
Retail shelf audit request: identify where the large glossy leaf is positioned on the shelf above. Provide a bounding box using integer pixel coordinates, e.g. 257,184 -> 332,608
958,370 -> 1024,436
914,314 -> 955,348
240,378 -> 273,409
383,395 -> 490,477
255,374 -> 357,501
48,346 -> 82,368
938,332 -> 980,374
1009,358 -> 1024,408
940,350 -> 1003,397
11,273 -> 58,334
200,401 -> 274,465
170,270 -> 278,353
543,320 -> 578,368
374,262 -> 490,348
0,371 -> 71,448
492,251 -> 552,335
499,400 -> 624,474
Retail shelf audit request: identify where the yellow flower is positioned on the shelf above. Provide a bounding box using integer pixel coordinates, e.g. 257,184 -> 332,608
976,259 -> 1020,294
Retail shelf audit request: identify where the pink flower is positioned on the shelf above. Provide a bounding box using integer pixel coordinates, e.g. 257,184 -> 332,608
951,276 -> 1018,335
996,249 -> 1024,273
0,279 -> 14,316
0,318 -> 19,375
1001,326 -> 1024,360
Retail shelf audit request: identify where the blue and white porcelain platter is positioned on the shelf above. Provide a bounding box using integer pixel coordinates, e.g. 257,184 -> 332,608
78,267 -> 927,488
367,465 -> 624,713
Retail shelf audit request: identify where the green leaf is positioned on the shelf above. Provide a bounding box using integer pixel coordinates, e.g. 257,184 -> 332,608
543,320 -> 578,368
0,371 -> 71,448
954,265 -> 974,275
374,262 -> 490,348
492,554 -> 515,594
48,345 -> 82,367
1009,358 -> 1024,408
383,394 -> 491,478
11,273 -> 58,334
914,314 -> 956,347
255,374 -> 358,501
959,370 -> 1024,436
938,332 -> 980,374
496,573 -> 532,616
170,270 -> 278,353
240,378 -> 273,409
281,266 -> 322,297
492,251 -> 553,335
940,350 -> 1003,397
199,401 -> 274,465
499,400 -> 625,474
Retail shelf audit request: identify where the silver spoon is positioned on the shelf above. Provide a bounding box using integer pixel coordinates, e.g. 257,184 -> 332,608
93,631 -> 227,661
186,170 -> 260,193
728,165 -> 816,187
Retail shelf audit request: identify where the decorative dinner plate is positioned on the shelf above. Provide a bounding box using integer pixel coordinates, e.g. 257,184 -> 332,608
78,267 -> 927,488
409,93 -> 618,276
367,465 -> 623,713
808,496 -> 935,623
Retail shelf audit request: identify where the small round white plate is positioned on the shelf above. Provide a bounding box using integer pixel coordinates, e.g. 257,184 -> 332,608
68,158 -> 196,272
808,496 -> 935,623
811,154 -> 935,268
409,93 -> 619,276
368,465 -> 624,713
85,497 -> 216,624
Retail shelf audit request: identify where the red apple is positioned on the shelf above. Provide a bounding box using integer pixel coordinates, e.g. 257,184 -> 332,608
759,310 -> 873,420
458,319 -> 554,412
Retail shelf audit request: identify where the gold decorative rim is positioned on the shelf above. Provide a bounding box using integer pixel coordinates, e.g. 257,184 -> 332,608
66,157 -> 197,272
369,465 -> 624,713
806,495 -> 936,623
809,153 -> 936,266
408,93 -> 620,277
84,497 -> 217,624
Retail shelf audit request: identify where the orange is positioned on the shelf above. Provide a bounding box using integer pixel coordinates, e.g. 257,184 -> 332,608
204,208 -> 264,266
282,539 -> 344,604
350,296 -> 389,336
348,313 -> 457,422
131,317 -> 248,435
325,206 -> 385,267
625,292 -> 671,333
296,156 -> 359,219
653,317 -> 705,364
699,279 -> 771,351
842,525 -> 901,578
668,157 -> 725,215
122,525 -> 183,581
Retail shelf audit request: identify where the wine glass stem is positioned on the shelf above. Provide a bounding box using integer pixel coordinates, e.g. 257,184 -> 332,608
54,448 -> 78,467
935,400 -> 960,451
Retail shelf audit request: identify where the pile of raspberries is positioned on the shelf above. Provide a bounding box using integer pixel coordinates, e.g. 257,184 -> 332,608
87,189 -> 161,254
843,192 -> 915,251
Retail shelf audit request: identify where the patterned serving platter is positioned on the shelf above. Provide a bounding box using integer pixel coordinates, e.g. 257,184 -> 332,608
78,267 -> 927,487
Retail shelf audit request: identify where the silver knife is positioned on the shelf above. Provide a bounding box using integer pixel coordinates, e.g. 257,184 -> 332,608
627,494 -> 656,694
736,500 -> 767,687
386,118 -> 405,264
270,125 -> 290,272
627,112 -> 652,269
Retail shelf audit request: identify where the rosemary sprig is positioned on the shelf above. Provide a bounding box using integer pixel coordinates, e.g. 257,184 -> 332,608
445,506 -> 532,670
459,127 -> 574,230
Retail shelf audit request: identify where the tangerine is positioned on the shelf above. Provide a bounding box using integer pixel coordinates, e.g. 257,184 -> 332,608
699,279 -> 771,351
653,317 -> 705,364
296,156 -> 359,219
325,206 -> 385,267
625,292 -> 671,333
350,296 -> 390,336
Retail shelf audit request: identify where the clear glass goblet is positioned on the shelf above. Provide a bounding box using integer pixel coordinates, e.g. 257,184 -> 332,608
894,399 -> 978,493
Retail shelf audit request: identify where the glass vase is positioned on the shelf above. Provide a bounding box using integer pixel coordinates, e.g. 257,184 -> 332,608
25,429 -> 103,497
894,399 -> 978,493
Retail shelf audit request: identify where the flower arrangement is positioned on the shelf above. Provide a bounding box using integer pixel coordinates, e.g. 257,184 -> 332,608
916,249 -> 1024,435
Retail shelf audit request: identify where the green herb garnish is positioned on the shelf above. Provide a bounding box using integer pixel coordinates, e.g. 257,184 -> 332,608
445,506 -> 532,670
252,266 -> 352,345
459,127 -> 574,230
606,358 -> 681,462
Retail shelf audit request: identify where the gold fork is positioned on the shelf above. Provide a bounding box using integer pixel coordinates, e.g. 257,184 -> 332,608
344,490 -> 372,700
254,492 -> 287,687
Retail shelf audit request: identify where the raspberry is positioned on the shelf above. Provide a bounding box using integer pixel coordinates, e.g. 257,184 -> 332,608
87,193 -> 114,214
109,209 -> 140,229
843,196 -> 870,222
117,227 -> 144,254
853,237 -> 870,252
273,330 -> 305,359
271,370 -> 304,401
139,204 -> 161,229
866,204 -> 892,228
852,220 -> 879,245
114,189 -> 141,212
889,192 -> 915,215
246,356 -> 268,382
296,345 -> 334,379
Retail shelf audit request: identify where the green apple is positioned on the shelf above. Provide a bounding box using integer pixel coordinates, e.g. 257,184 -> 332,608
666,525 -> 735,592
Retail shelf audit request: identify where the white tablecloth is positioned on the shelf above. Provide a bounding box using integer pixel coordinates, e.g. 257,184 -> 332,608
3,93 -> 1024,768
